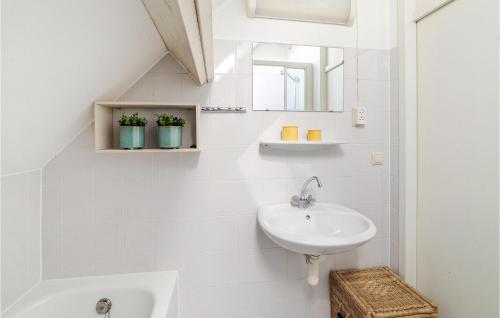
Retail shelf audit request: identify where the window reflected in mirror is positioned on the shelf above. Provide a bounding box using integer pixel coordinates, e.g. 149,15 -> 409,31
252,43 -> 344,112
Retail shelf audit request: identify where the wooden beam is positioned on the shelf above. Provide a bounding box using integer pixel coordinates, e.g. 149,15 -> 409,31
142,0 -> 213,85
195,0 -> 214,80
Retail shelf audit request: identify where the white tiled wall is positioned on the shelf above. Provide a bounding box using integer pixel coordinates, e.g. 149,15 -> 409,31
389,46 -> 399,273
1,170 -> 42,311
42,40 -> 396,318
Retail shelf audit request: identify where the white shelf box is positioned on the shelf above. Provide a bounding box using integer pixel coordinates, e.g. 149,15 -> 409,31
94,101 -> 200,153
260,140 -> 347,151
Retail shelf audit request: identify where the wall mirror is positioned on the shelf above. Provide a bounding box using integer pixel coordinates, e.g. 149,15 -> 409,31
252,42 -> 344,112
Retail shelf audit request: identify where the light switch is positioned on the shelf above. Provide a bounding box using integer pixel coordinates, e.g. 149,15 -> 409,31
371,152 -> 384,165
352,106 -> 367,126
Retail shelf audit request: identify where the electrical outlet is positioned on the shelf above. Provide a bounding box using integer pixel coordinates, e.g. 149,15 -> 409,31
352,106 -> 367,126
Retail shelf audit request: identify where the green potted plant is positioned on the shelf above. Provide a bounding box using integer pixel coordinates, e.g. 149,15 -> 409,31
118,112 -> 148,149
156,113 -> 186,149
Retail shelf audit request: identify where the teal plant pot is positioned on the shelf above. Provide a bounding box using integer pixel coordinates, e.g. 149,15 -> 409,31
120,126 -> 145,149
158,126 -> 182,149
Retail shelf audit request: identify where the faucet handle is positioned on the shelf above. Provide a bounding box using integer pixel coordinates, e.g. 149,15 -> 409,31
305,194 -> 314,204
291,194 -> 314,208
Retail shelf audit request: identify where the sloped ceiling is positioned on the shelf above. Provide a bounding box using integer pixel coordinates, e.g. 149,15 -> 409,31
1,0 -> 166,174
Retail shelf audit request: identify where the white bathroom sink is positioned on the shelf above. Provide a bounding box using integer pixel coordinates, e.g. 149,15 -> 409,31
258,203 -> 376,255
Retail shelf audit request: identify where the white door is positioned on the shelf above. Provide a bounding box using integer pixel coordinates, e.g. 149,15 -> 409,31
416,0 -> 499,317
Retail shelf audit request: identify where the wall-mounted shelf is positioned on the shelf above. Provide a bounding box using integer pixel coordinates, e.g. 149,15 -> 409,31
96,148 -> 200,154
94,101 -> 200,153
260,140 -> 347,151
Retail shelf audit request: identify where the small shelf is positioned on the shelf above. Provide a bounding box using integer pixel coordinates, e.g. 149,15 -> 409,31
94,101 -> 200,153
96,148 -> 200,154
260,140 -> 347,151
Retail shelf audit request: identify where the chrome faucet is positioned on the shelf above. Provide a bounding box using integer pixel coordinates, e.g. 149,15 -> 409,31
291,176 -> 323,208
96,298 -> 112,317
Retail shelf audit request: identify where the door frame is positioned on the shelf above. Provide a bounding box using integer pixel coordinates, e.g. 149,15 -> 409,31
398,0 -> 456,287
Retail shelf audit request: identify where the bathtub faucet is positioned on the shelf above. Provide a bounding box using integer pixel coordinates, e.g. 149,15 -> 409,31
96,298 -> 112,317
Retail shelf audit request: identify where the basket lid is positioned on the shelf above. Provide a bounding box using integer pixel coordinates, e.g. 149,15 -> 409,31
330,267 -> 438,317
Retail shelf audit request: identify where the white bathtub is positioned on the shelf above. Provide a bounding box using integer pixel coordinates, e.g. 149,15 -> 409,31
2,271 -> 179,318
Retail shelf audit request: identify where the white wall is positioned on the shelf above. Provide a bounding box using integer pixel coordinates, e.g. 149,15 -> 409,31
1,170 -> 42,311
389,46 -> 399,272
1,0 -> 166,174
42,40 -> 394,318
213,0 -> 392,50
416,0 -> 498,316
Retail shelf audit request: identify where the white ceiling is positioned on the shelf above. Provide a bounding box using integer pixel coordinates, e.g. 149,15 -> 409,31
2,0 -> 166,174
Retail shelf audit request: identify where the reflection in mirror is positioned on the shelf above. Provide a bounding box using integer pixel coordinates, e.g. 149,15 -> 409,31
252,43 -> 344,112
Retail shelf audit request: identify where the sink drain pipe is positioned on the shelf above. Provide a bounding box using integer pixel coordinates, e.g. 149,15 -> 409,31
305,255 -> 327,286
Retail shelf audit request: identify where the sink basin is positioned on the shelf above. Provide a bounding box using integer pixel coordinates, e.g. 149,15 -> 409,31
257,203 -> 377,255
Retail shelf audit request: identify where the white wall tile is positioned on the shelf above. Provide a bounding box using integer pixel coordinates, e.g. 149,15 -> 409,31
235,74 -> 253,107
152,73 -> 183,102
312,306 -> 330,318
182,180 -> 213,216
152,217 -> 182,256
124,181 -> 153,219
61,259 -> 95,278
94,255 -> 154,275
358,49 -> 390,81
210,75 -> 236,106
238,248 -> 287,283
209,112 -> 262,146
390,207 -> 399,244
120,73 -> 155,101
211,181 -> 257,215
94,181 -> 123,221
62,219 -> 94,260
124,219 -> 153,257
333,176 -> 383,209
390,240 -> 399,273
94,154 -> 123,184
345,78 -> 390,112
235,41 -> 253,75
204,217 -> 238,252
389,47 -> 399,273
390,80 -> 399,112
95,257 -> 127,275
2,171 -> 42,310
181,74 -> 211,105
235,214 -> 260,250
286,252 -> 307,279
335,239 -> 388,270
214,39 -> 237,74
206,252 -> 240,285
95,220 -> 124,258
334,144 -> 386,177
122,154 -> 153,182
343,48 -> 358,80
43,171 -> 62,262
42,260 -> 62,279
150,54 -> 187,74
180,150 -> 211,182
178,218 -> 211,254
359,80 -> 390,111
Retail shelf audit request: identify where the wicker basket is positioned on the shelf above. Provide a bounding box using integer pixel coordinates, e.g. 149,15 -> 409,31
330,267 -> 438,318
